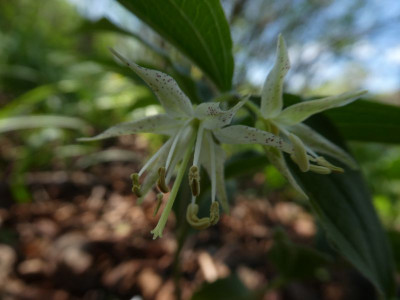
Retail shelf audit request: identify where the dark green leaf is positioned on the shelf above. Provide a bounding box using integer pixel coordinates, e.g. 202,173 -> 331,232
387,230 -> 400,272
282,93 -> 400,144
116,0 -> 234,91
225,150 -> 268,179
325,100 -> 400,144
268,228 -> 332,281
287,115 -> 396,299
191,274 -> 255,300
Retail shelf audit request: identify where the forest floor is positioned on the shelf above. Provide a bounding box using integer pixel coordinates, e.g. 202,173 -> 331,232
0,137 -> 376,300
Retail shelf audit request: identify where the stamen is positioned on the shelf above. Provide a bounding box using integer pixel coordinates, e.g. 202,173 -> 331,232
208,134 -> 217,202
151,133 -> 196,239
309,164 -> 331,174
189,166 -> 200,197
192,123 -> 205,167
289,133 -> 309,172
209,201 -> 220,225
157,167 -> 169,193
138,140 -> 171,177
130,173 -> 142,197
165,130 -> 183,170
186,203 -> 211,230
316,156 -> 344,173
153,193 -> 163,216
165,119 -> 192,171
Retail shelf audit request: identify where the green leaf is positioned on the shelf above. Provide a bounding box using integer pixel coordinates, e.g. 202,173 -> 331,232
268,228 -> 332,281
325,100 -> 400,144
116,0 -> 234,91
387,230 -> 400,272
0,85 -> 56,118
225,150 -> 268,178
0,115 -> 89,133
287,115 -> 396,299
283,94 -> 400,144
191,274 -> 255,300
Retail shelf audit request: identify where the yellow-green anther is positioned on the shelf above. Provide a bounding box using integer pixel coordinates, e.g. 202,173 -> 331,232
130,173 -> 142,197
289,133 -> 309,172
186,203 -> 211,230
209,201 -> 220,226
157,167 -> 169,193
153,193 -> 163,216
309,164 -> 332,174
131,173 -> 140,185
132,185 -> 143,197
316,156 -> 344,173
189,165 -> 200,197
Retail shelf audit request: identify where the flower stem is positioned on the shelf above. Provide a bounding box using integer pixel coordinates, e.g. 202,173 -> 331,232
245,100 -> 263,118
151,133 -> 196,239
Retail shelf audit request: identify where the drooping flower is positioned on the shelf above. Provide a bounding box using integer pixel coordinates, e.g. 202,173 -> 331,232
79,49 -> 294,239
247,35 -> 367,198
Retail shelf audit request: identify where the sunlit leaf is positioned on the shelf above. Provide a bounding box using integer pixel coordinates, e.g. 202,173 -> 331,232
116,0 -> 234,91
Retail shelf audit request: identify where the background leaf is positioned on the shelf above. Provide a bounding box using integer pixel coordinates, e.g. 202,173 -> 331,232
268,228 -> 332,281
283,94 -> 400,144
0,115 -> 89,133
287,114 -> 396,299
325,100 -> 400,144
116,0 -> 234,91
191,274 -> 255,300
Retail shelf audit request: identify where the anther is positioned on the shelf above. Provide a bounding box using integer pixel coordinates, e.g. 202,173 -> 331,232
130,173 -> 143,197
209,201 -> 220,226
186,203 -> 210,230
189,166 -> 200,197
309,164 -> 332,174
132,186 -> 143,197
316,156 -> 344,173
157,167 -> 169,193
153,193 -> 163,216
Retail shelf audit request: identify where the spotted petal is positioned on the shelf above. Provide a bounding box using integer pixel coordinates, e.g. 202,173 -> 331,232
290,123 -> 358,169
261,34 -> 290,119
276,90 -> 367,126
110,48 -> 194,118
215,125 -> 293,154
200,132 -> 229,212
194,100 -> 247,130
265,149 -> 308,200
78,114 -> 181,141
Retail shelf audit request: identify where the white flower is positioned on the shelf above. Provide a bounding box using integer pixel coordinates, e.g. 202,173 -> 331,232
79,49 -> 293,239
249,35 -> 367,199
